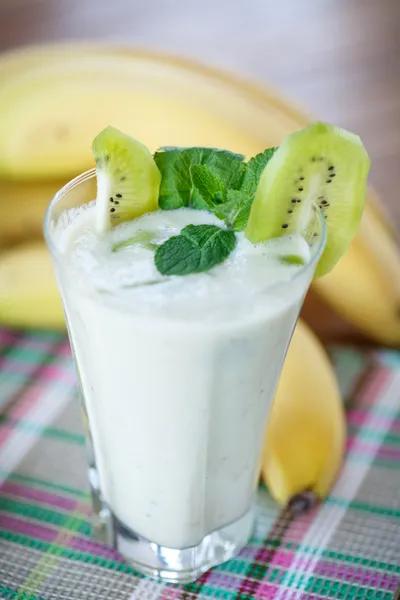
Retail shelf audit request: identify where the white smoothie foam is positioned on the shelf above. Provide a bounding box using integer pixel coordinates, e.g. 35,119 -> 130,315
57,204 -> 310,323
55,203 -> 312,548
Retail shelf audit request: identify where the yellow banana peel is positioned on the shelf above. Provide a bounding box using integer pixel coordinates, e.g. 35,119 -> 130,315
0,240 -> 65,330
261,320 -> 346,506
313,199 -> 400,346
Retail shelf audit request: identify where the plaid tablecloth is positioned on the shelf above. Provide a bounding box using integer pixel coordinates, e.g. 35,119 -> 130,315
0,326 -> 399,599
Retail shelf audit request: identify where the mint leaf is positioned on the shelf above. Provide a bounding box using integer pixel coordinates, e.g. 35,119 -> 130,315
231,195 -> 253,231
209,189 -> 252,231
155,224 -> 236,276
210,189 -> 241,223
221,147 -> 278,231
190,168 -> 252,231
240,147 -> 278,197
190,165 -> 226,208
154,147 -> 244,211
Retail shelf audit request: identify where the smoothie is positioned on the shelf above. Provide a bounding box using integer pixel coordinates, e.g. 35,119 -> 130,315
55,204 -> 311,548
45,121 -> 369,580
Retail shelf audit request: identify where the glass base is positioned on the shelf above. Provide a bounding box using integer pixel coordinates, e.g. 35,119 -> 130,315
89,468 -> 255,583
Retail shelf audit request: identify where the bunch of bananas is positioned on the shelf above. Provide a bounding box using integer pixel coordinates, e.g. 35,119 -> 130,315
0,44 -> 398,509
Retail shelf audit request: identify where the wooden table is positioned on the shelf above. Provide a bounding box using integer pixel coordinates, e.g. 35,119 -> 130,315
1,0 -> 399,343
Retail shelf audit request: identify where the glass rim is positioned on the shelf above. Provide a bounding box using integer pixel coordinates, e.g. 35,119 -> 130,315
44,168 -> 327,293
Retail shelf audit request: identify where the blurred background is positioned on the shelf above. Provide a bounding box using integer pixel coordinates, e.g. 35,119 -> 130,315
0,0 -> 399,345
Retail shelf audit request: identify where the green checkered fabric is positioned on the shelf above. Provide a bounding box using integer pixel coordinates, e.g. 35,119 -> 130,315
0,327 -> 399,599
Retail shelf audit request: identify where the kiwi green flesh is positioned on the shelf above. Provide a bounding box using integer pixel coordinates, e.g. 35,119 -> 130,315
112,231 -> 159,252
246,122 -> 370,278
92,126 -> 161,233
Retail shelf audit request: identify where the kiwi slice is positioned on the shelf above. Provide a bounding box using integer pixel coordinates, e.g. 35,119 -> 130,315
92,126 -> 161,233
245,121 -> 370,277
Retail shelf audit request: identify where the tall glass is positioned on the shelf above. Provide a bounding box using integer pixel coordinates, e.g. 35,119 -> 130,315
44,169 -> 326,583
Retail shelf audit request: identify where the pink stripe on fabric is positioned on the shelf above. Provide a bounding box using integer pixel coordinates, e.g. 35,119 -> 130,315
248,550 -> 399,593
0,423 -> 14,446
68,534 -> 120,559
0,328 -> 19,346
346,439 -> 400,460
0,482 -> 90,515
0,512 -> 120,561
313,559 -> 399,591
353,368 -> 391,408
238,505 -> 316,600
280,509 -> 316,545
8,382 -> 47,420
159,590 -> 183,600
235,508 -> 318,600
36,364 -> 75,385
238,574 -> 279,598
57,342 -> 72,358
255,548 -> 303,570
344,369 -> 391,447
0,514 -> 58,542
254,582 -> 285,599
348,409 -> 400,432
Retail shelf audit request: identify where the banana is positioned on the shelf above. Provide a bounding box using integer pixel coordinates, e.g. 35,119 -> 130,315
313,199 -> 400,347
366,187 -> 397,241
0,179 -> 65,247
0,240 -> 65,330
1,43 -> 398,347
261,319 -> 345,506
0,53 -> 268,181
0,42 -> 118,82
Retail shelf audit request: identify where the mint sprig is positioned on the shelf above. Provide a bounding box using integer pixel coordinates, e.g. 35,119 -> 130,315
154,146 -> 277,232
190,164 -> 226,207
152,145 -> 277,275
154,147 -> 244,211
240,148 -> 277,197
155,224 -> 236,276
